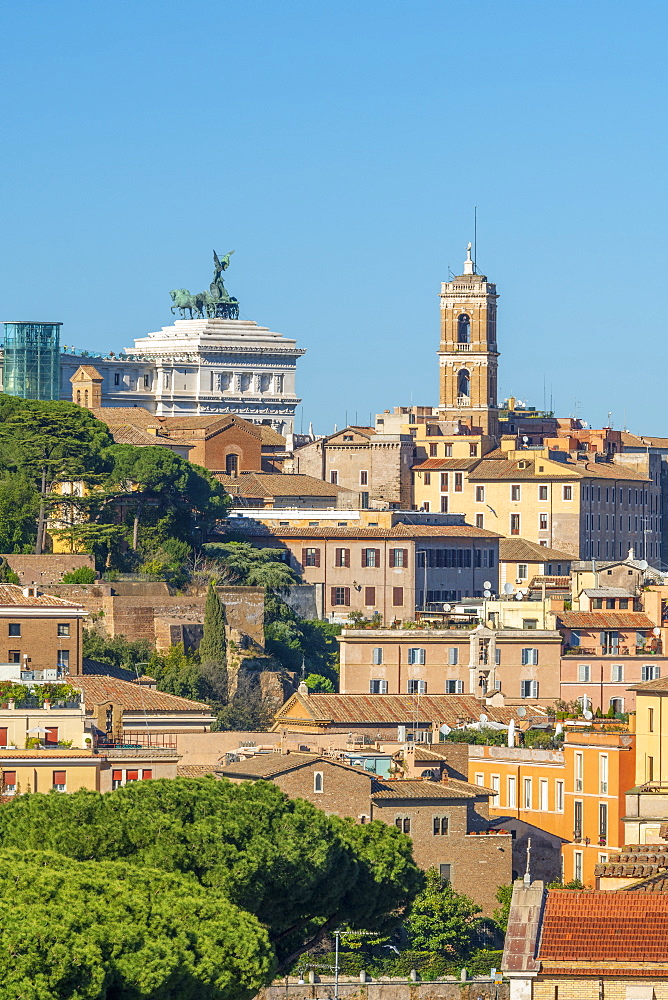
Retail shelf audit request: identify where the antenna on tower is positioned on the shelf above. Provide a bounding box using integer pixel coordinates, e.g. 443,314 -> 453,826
473,206 -> 477,273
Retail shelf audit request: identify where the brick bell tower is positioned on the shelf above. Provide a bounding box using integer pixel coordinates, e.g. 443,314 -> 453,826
438,244 -> 499,438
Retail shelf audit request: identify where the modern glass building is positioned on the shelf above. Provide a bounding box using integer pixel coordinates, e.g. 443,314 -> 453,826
2,322 -> 62,400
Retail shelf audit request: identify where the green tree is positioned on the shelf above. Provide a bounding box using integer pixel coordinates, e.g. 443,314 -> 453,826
0,474 -> 39,553
0,779 -> 421,967
107,445 -> 228,552
264,594 -> 340,686
0,848 -> 274,1000
304,672 -> 335,692
62,565 -> 97,583
214,673 -> 274,731
405,868 -> 482,956
200,584 -> 228,664
0,399 -> 113,553
492,884 -> 513,932
0,557 -> 20,584
203,541 -> 300,589
83,628 -> 153,672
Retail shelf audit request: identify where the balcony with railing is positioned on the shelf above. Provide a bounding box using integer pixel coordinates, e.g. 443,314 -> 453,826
93,732 -> 178,751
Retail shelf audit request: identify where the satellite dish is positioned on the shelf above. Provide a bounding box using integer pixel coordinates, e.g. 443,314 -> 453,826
654,627 -> 661,636
522,435 -> 529,443
639,560 -> 649,571
517,706 -> 527,717
440,724 -> 451,735
583,710 -> 593,721
503,583 -> 514,595
483,589 -> 492,598
443,604 -> 452,612
479,713 -> 489,723
483,580 -> 492,590
515,592 -> 524,601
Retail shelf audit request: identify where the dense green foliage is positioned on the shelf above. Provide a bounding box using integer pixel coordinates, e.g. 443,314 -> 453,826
200,584 -> 228,667
405,868 -> 482,955
0,778 -> 422,970
62,565 -> 97,583
264,593 -> 340,685
0,848 -> 274,1000
0,396 -> 229,569
203,540 -> 300,589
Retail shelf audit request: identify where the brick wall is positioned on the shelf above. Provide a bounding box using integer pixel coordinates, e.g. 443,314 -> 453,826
259,980 -> 509,1000
370,798 -> 511,914
274,758 -> 373,819
1,554 -> 95,586
0,613 -> 84,674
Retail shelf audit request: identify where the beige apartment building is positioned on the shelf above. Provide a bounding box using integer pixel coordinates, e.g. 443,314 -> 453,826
412,442 -> 660,561
240,522 -> 500,621
338,624 -> 562,703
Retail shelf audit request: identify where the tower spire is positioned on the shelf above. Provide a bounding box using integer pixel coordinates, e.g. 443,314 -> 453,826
463,242 -> 474,275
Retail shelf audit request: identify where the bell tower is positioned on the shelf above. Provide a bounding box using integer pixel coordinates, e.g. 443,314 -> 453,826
438,244 -> 499,437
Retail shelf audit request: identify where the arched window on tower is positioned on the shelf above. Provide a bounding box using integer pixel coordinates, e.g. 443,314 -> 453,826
457,313 -> 471,343
457,369 -> 470,398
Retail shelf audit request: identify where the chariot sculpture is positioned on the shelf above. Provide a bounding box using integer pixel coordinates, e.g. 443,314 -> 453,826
170,250 -> 240,320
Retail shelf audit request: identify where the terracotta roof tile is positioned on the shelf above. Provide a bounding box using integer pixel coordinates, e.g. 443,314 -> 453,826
109,425 -> 179,448
176,764 -> 219,777
274,693 -> 545,727
218,472 -> 354,497
0,585 -> 86,610
91,407 -> 159,426
499,538 -> 573,562
468,458 -> 649,483
412,459 -> 480,471
371,777 -> 492,800
217,751 -> 372,781
538,890 -> 668,963
68,674 -> 212,713
557,611 -> 654,629
240,523 -> 500,540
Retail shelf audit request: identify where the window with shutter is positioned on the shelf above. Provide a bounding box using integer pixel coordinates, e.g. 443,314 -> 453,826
52,770 -> 66,791
3,770 -> 16,793
0,729 -> 7,748
126,770 -> 139,782
45,727 -> 58,745
372,647 -> 383,665
364,586 -> 375,606
448,648 -> 459,665
142,770 -> 153,780
392,587 -> 404,606
112,769 -> 123,789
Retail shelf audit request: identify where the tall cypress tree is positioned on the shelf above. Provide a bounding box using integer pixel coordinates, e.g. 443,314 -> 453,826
200,584 -> 228,677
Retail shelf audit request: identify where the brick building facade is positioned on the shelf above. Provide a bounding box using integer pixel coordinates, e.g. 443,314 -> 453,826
293,425 -> 415,509
217,751 -> 511,913
0,585 -> 88,677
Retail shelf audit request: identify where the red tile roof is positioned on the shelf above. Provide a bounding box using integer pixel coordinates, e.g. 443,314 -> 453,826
412,459 -> 480,471
557,611 -> 654,629
371,777 -> 493,800
274,693 -> 545,727
242,523 -> 500,540
68,674 -> 212,712
0,585 -> 86,610
538,890 -> 668,963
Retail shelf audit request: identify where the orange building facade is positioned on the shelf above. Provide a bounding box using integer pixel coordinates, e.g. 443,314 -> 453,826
467,728 -> 635,887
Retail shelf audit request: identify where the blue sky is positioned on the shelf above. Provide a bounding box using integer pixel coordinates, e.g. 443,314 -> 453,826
1,1 -> 666,434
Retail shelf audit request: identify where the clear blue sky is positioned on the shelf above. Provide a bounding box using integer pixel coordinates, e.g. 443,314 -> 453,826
2,1 -> 666,435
